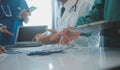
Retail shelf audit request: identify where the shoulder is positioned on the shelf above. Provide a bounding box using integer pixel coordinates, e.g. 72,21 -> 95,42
77,0 -> 93,10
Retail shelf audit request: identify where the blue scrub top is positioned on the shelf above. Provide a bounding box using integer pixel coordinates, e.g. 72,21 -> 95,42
0,0 -> 29,46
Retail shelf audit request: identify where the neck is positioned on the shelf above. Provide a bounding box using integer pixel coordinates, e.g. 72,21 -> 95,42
61,0 -> 68,5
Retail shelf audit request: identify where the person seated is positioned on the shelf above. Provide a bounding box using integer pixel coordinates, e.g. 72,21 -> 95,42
57,0 -> 120,47
33,0 -> 93,45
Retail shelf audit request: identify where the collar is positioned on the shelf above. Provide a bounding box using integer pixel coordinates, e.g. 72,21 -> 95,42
63,0 -> 78,9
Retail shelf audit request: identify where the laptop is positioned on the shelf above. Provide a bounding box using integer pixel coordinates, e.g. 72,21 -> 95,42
6,25 -> 47,48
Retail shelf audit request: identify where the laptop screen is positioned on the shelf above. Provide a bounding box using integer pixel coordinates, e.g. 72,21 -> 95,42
15,25 -> 47,44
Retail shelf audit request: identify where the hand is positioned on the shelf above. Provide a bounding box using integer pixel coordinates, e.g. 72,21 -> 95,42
0,45 -> 5,54
62,27 -> 75,33
49,27 -> 76,44
46,29 -> 57,34
37,34 -> 53,44
19,9 -> 29,23
33,33 -> 59,44
50,32 -> 61,43
61,27 -> 80,44
33,30 -> 60,44
33,33 -> 42,41
0,26 -> 14,36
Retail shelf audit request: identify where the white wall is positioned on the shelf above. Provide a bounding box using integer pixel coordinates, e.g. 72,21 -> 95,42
24,0 -> 52,29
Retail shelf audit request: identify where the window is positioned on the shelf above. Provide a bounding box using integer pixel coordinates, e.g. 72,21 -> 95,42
24,0 -> 52,29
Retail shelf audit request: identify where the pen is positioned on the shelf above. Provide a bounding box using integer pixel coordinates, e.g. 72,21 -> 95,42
59,36 -> 63,44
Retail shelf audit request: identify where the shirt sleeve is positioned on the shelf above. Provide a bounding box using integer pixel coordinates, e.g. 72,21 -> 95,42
19,0 -> 29,10
76,0 -> 104,26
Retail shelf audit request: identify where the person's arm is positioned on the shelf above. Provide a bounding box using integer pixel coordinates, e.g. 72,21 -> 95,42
18,0 -> 30,23
0,24 -> 14,36
0,45 -> 5,54
33,29 -> 61,44
61,31 -> 80,45
61,0 -> 105,44
76,0 -> 104,26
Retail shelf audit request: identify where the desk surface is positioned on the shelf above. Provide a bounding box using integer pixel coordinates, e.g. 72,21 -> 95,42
0,45 -> 120,70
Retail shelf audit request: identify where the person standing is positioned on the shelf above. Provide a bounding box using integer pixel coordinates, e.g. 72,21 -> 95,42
0,24 -> 13,54
0,0 -> 29,46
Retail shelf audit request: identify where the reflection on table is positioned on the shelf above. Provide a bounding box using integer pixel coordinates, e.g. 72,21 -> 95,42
0,44 -> 120,70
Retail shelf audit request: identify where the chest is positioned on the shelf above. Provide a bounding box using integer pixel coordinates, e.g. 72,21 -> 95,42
0,0 -> 20,17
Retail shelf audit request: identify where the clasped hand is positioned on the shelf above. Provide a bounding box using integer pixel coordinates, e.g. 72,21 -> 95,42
33,27 -> 80,45
50,27 -> 80,44
33,29 -> 61,44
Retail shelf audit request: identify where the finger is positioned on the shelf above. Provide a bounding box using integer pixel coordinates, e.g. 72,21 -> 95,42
0,46 -> 5,53
61,35 -> 70,45
64,34 -> 71,42
70,32 -> 80,40
61,38 -> 65,44
63,27 -> 75,33
2,28 -> 14,36
46,29 -> 57,33
50,34 -> 57,41
61,35 -> 69,44
36,34 -> 42,38
1,47 -> 5,52
61,37 -> 70,45
65,39 -> 71,45
34,34 -> 42,41
50,33 -> 60,41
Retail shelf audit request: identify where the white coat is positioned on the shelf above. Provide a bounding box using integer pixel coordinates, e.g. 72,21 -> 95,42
56,0 -> 93,32
55,0 -> 100,47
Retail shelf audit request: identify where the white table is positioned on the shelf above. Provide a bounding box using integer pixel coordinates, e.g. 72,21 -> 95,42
0,46 -> 120,70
